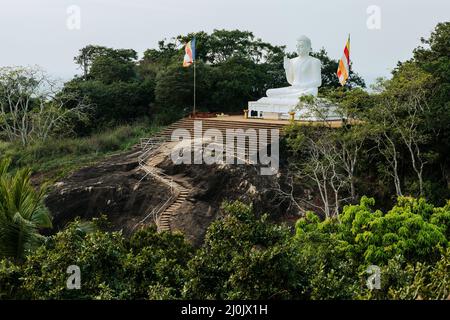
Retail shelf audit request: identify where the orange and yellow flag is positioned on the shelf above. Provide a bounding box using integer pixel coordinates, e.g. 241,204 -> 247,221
183,38 -> 196,67
337,35 -> 350,86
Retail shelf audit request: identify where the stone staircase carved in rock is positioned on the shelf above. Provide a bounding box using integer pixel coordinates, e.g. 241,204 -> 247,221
134,138 -> 190,232
135,117 -> 288,233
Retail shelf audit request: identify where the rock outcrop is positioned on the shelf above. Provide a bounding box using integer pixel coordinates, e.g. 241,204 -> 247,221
45,145 -> 292,245
45,150 -> 170,235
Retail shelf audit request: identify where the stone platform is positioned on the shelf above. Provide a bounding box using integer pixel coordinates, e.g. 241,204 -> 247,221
248,100 -> 342,121
203,115 -> 347,128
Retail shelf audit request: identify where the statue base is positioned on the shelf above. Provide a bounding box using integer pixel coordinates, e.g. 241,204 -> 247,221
248,98 -> 342,121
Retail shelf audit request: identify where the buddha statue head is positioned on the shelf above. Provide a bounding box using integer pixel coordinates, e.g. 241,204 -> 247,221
296,35 -> 312,57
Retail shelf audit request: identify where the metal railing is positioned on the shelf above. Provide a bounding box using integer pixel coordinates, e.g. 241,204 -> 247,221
133,135 -> 179,232
138,137 -> 167,181
131,179 -> 175,232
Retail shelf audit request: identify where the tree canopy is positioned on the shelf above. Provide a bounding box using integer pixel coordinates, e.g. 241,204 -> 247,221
63,29 -> 367,129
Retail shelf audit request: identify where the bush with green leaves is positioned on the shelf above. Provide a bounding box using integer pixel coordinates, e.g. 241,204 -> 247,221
294,196 -> 450,299
1,198 -> 449,300
183,201 -> 309,299
355,247 -> 450,300
126,227 -> 194,299
296,197 -> 449,266
387,247 -> 450,300
0,259 -> 22,299
293,214 -> 361,299
0,220 -> 193,300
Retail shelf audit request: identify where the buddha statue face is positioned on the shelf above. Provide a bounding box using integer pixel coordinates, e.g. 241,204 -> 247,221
296,36 -> 312,57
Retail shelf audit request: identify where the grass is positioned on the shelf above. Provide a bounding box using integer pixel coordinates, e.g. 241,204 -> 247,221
0,121 -> 163,182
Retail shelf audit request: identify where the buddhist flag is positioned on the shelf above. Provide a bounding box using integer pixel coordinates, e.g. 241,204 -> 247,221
337,35 -> 350,86
183,38 -> 196,67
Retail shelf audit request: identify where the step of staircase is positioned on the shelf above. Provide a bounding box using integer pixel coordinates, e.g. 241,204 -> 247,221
156,184 -> 189,232
138,116 -> 286,233
155,117 -> 288,141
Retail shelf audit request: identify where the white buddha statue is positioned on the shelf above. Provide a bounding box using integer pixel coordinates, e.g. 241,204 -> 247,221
248,35 -> 323,119
267,35 -> 321,99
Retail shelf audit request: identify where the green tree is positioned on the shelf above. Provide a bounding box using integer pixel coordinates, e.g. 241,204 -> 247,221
322,86 -> 374,115
296,196 -> 449,267
66,46 -> 151,132
0,66 -> 89,145
386,247 -> 450,300
412,22 -> 450,199
176,29 -> 285,64
127,227 -> 194,299
366,63 -> 434,197
154,62 -> 213,123
5,221 -> 193,299
74,45 -> 138,82
74,45 -> 112,79
210,57 -> 262,113
183,201 -> 309,299
294,212 -> 360,299
0,158 -> 52,261
145,29 -> 289,117
413,22 -> 450,135
63,76 -> 153,132
294,197 -> 450,299
89,49 -> 138,84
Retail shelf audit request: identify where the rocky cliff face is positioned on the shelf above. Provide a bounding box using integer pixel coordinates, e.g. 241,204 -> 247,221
45,150 -> 170,235
45,148 -> 294,246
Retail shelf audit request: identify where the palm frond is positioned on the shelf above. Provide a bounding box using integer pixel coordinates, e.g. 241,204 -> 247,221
0,157 -> 52,260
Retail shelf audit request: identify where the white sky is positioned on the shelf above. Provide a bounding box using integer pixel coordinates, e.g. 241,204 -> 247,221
1,0 -> 449,85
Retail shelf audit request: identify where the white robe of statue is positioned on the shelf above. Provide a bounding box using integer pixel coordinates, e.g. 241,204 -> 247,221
260,35 -> 322,104
266,55 -> 322,99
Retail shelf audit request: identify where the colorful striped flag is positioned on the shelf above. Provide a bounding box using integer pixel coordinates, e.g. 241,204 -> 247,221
337,35 -> 350,86
183,38 -> 196,67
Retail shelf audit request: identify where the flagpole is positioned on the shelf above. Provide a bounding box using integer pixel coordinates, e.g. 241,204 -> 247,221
193,58 -> 196,118
348,33 -> 351,74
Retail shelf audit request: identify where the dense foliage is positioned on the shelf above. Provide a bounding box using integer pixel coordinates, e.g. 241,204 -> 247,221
183,201 -> 308,299
1,199 -> 449,300
0,220 -> 193,300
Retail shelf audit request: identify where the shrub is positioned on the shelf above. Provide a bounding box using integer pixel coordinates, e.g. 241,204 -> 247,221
183,201 -> 309,299
4,221 -> 193,300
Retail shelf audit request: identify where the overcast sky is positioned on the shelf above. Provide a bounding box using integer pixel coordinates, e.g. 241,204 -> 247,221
1,0 -> 449,85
